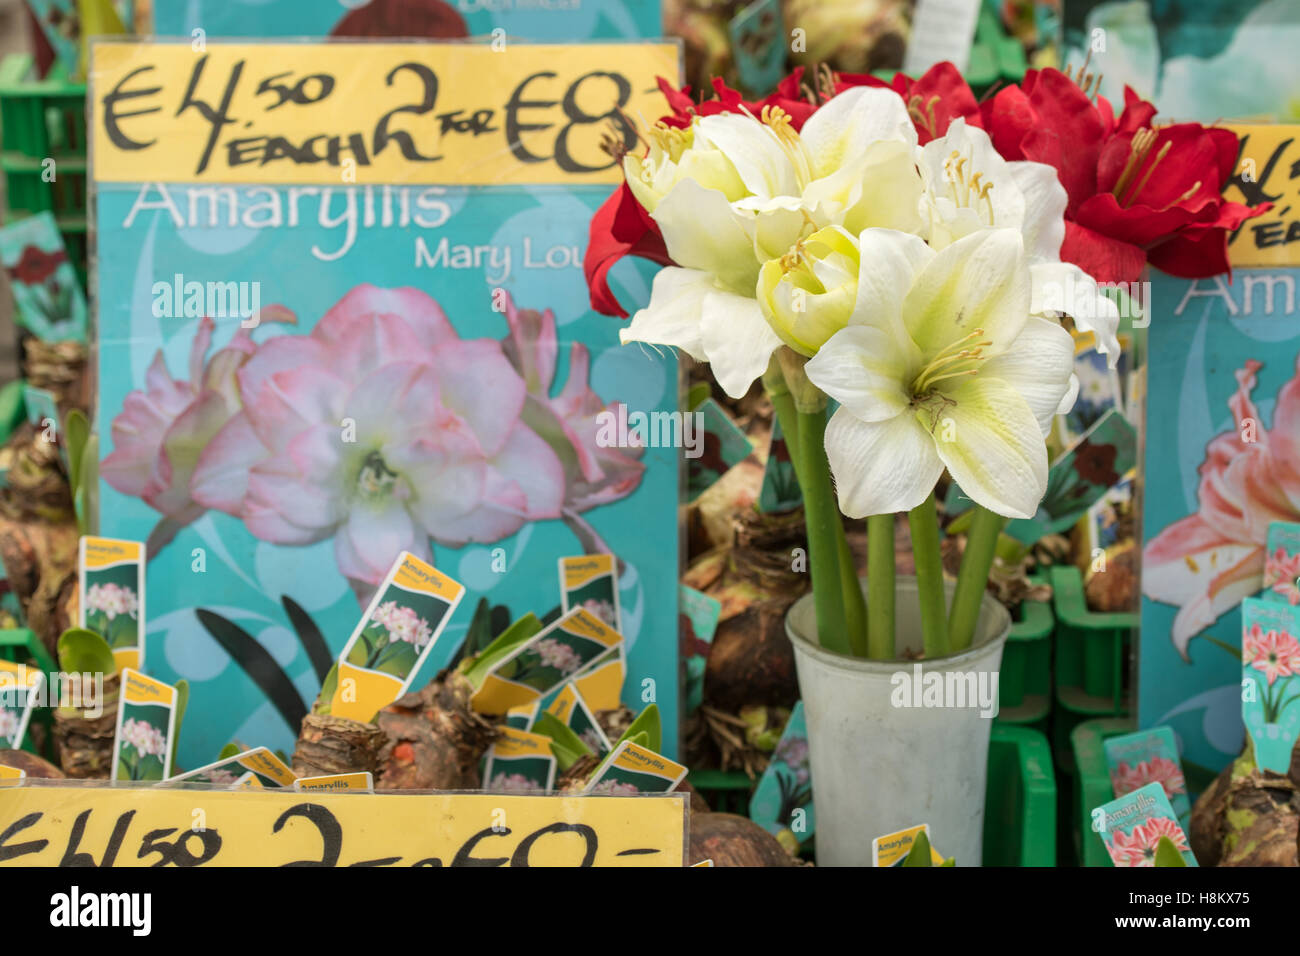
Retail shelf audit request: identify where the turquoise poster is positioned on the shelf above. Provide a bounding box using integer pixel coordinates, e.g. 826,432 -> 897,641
152,0 -> 662,41
90,41 -> 683,770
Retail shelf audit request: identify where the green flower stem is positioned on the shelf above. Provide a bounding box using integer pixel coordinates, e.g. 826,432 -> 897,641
794,407 -> 850,655
835,518 -> 867,658
907,491 -> 948,658
948,505 -> 1005,652
866,514 -> 895,659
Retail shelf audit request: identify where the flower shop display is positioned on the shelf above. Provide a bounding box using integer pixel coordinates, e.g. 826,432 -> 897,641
1095,780 -> 1198,867
587,59 -> 1267,865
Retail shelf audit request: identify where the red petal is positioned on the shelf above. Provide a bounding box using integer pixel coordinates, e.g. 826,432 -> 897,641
584,184 -> 673,318
1147,228 -> 1232,281
906,62 -> 983,142
1059,220 -> 1147,285
982,84 -> 1034,159
1116,87 -> 1156,135
1020,68 -> 1108,215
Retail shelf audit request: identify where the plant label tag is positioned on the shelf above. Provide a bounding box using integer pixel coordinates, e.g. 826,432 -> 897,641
1241,597 -> 1300,773
583,739 -> 686,795
111,669 -> 178,783
687,398 -> 754,500
504,701 -> 541,731
559,553 -> 621,632
329,551 -> 465,723
482,727 -> 557,793
472,607 -> 623,715
163,746 -> 297,789
78,536 -> 145,673
680,585 -> 721,714
872,824 -> 943,866
1103,726 -> 1191,831
1095,781 -> 1198,866
0,661 -> 44,750
749,701 -> 814,846
571,645 -> 627,713
0,764 -> 25,785
546,682 -> 612,757
294,772 -> 374,792
1262,520 -> 1300,606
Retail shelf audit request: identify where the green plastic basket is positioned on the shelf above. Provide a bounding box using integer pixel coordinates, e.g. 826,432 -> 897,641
983,724 -> 1056,866
1066,717 -> 1135,867
687,768 -> 753,816
1051,564 -> 1135,714
996,581 -> 1052,729
0,53 -> 89,288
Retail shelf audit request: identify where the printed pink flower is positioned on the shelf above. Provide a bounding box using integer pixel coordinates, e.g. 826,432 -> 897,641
85,582 -> 139,621
1263,547 -> 1300,605
488,772 -> 543,792
1143,356 -> 1300,658
1107,824 -> 1152,867
589,779 -> 641,796
536,637 -> 583,675
1110,757 -> 1186,800
189,285 -> 566,589
1243,624 -> 1300,686
371,601 -> 433,648
1141,816 -> 1191,854
120,717 -> 166,758
499,292 -> 645,516
0,708 -> 19,742
102,315 -> 288,541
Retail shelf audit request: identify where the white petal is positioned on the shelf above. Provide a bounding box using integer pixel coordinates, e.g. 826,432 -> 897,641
620,267 -> 712,359
697,112 -> 799,199
933,376 -> 1048,519
700,292 -> 784,399
810,141 -> 927,236
903,228 -> 1031,357
979,316 -> 1076,436
1029,261 -> 1122,367
823,407 -> 943,517
801,86 -> 916,180
1008,161 -> 1067,262
848,227 -> 932,365
652,178 -> 760,296
920,119 -> 1022,232
805,325 -> 913,423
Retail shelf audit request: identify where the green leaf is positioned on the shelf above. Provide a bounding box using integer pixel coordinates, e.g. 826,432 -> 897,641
533,711 -> 593,771
903,830 -> 933,867
218,742 -> 242,760
462,597 -> 494,659
1153,836 -> 1187,867
686,382 -> 711,412
314,660 -> 340,714
614,703 -> 661,754
64,409 -> 89,500
940,857 -> 956,867
463,612 -> 542,687
56,628 -> 115,677
171,679 -> 189,768
76,432 -> 99,536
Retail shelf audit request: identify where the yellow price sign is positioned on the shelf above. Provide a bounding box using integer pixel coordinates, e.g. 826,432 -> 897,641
1224,124 -> 1300,268
90,41 -> 679,185
0,784 -> 687,867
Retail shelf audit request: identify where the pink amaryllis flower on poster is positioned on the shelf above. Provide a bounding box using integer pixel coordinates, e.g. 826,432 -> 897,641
102,314 -> 291,550
1142,356 -> 1300,659
1263,547 -> 1300,605
499,292 -> 645,550
1109,757 -> 1187,800
1108,818 -> 1189,867
1243,624 -> 1300,686
189,285 -> 567,590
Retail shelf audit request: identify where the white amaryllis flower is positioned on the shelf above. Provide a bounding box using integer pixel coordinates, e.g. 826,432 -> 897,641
804,227 -> 1076,519
918,118 -> 1121,366
620,87 -> 925,398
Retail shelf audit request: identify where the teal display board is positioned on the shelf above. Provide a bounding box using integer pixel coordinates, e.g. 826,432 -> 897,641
152,0 -> 662,41
90,40 -> 682,771
1140,268 -> 1300,780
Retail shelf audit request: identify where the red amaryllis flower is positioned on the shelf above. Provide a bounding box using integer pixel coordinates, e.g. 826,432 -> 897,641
982,69 -> 1268,284
1073,440 -> 1119,487
8,244 -> 66,285
583,180 -> 673,318
862,62 -> 983,145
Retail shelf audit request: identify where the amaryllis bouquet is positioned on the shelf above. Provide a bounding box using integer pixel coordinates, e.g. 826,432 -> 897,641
586,63 -> 1268,659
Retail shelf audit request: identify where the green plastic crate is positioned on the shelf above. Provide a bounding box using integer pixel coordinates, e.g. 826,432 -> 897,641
1067,717 -> 1135,867
983,725 -> 1056,866
0,53 -> 89,288
996,581 -> 1052,729
687,769 -> 753,816
1051,564 -> 1134,714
